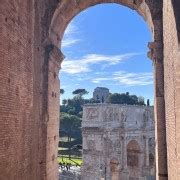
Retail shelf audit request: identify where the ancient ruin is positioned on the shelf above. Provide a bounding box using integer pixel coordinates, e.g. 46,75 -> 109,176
0,0 -> 180,180
82,104 -> 155,180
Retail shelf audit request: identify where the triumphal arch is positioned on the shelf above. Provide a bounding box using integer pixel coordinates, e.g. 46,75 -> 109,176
82,104 -> 155,180
0,0 -> 180,180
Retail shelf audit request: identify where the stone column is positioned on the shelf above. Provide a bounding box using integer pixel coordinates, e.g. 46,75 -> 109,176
123,137 -> 127,169
122,136 -> 129,180
148,41 -> 168,180
145,137 -> 149,167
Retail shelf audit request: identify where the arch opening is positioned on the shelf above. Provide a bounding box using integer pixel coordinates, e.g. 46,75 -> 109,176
127,140 -> 141,168
49,0 -> 154,48
46,0 -> 167,180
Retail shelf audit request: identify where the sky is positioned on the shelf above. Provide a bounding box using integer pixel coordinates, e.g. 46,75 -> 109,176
60,3 -> 154,104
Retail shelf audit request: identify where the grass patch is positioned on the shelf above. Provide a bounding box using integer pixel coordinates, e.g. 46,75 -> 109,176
58,147 -> 69,151
57,156 -> 82,166
60,136 -> 75,142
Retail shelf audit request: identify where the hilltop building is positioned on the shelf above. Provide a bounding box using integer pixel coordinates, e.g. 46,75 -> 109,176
93,87 -> 110,103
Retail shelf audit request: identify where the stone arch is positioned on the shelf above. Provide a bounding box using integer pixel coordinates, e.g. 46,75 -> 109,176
127,140 -> 142,178
127,138 -> 144,152
46,0 -> 167,179
127,140 -> 141,168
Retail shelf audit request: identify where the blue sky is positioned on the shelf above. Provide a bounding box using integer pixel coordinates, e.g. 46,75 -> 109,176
60,4 -> 154,104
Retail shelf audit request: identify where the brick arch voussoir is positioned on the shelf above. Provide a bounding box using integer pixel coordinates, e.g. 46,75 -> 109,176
49,0 -> 155,47
145,0 -> 163,41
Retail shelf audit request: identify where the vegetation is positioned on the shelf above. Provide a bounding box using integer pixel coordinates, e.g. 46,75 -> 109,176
107,92 -> 146,105
60,89 -> 65,94
57,156 -> 82,166
59,112 -> 82,159
59,89 -> 148,161
60,113 -> 81,141
72,89 -> 88,97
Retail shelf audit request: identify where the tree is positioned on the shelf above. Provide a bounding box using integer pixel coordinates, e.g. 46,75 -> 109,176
107,93 -> 145,106
147,99 -> 150,106
107,93 -> 133,104
72,89 -> 88,97
62,99 -> 67,105
138,96 -> 145,105
60,113 -> 82,159
60,89 -> 65,94
130,95 -> 138,104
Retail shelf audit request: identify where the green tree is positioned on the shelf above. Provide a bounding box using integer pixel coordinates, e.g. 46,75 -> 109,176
60,113 -> 82,158
62,99 -> 67,105
107,93 -> 145,105
138,96 -> 145,105
147,99 -> 150,106
60,89 -> 65,94
72,89 -> 88,97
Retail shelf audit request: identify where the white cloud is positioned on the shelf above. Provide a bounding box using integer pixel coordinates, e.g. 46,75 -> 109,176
113,71 -> 153,86
62,23 -> 81,48
61,53 -> 140,74
62,39 -> 81,48
91,71 -> 153,86
92,77 -> 111,83
64,23 -> 78,35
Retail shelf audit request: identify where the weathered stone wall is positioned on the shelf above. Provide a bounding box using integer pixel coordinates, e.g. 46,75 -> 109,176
82,104 -> 155,180
163,0 -> 180,179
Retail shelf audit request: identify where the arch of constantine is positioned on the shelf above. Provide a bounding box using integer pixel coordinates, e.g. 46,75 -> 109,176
82,104 -> 155,180
0,0 -> 180,180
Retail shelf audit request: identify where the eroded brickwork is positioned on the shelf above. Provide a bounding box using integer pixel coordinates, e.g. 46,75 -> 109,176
0,1 -> 38,179
163,0 -> 180,179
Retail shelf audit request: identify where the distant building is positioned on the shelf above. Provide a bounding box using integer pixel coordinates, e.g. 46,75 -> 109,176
93,87 -> 110,103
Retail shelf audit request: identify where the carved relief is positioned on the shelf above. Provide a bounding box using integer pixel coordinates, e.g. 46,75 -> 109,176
104,107 -> 113,121
114,108 -> 120,121
82,105 -> 155,179
112,140 -> 121,154
86,108 -> 99,120
121,110 -> 127,122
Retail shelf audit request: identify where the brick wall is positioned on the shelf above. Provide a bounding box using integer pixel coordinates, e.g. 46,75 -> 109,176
163,0 -> 180,179
0,0 -> 61,179
0,1 -> 40,179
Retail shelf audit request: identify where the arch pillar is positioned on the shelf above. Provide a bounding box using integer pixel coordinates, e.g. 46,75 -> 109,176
148,41 -> 168,180
44,45 -> 64,180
